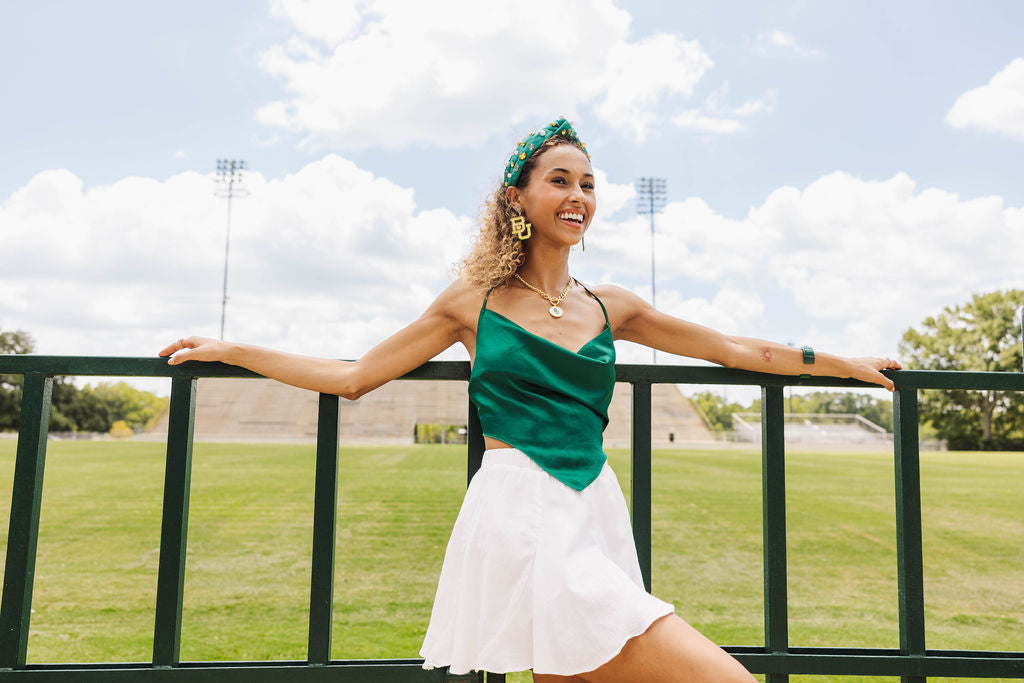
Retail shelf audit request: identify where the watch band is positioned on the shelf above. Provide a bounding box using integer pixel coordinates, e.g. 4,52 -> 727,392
801,346 -> 815,364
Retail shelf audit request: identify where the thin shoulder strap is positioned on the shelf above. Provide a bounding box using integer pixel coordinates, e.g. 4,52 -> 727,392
574,278 -> 609,325
480,285 -> 495,311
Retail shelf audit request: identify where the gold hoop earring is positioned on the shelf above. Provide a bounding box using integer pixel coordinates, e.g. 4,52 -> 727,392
511,206 -> 532,240
582,233 -> 585,251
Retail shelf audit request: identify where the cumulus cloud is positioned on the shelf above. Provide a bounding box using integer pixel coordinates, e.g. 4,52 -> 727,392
0,157 -> 472,362
602,286 -> 766,365
580,171 -> 1024,357
672,85 -> 778,135
749,30 -> 824,58
256,0 -> 713,147
946,57 -> 1024,141
4,162 -> 1021,383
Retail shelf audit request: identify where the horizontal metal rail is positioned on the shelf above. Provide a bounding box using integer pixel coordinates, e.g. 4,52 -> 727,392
0,355 -> 1021,681
2,355 -> 1023,391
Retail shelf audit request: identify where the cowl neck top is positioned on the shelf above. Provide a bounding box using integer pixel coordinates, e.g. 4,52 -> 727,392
468,279 -> 616,491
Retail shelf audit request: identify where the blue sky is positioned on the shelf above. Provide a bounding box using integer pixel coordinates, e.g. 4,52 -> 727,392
2,1 -> 1023,399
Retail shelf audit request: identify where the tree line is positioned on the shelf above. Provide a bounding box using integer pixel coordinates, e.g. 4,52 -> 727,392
0,329 -> 167,434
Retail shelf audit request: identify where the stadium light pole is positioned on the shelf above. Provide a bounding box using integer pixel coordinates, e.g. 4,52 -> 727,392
215,159 -> 250,340
636,177 -> 667,363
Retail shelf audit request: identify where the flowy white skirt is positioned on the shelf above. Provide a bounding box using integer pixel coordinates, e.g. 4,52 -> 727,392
419,447 -> 675,675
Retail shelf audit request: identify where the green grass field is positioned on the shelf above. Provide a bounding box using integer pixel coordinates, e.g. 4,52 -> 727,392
0,440 -> 1020,683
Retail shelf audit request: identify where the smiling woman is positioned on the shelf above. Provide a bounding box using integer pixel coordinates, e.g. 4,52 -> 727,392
159,116 -> 900,683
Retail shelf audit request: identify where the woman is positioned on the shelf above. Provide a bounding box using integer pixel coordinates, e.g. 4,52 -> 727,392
160,118 -> 900,682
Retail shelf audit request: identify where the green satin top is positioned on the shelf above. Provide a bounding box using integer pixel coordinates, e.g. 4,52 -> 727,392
468,279 -> 616,491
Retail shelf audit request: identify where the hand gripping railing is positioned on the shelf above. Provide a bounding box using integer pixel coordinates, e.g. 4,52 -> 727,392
0,355 -> 1022,682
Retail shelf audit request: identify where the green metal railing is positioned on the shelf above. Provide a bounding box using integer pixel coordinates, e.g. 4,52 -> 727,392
0,354 -> 1022,681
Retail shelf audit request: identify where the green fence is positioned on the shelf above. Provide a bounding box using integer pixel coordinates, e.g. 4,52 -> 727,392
0,354 -> 1022,682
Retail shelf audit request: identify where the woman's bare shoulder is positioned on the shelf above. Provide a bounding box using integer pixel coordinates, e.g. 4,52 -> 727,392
430,276 -> 488,327
579,282 -> 648,309
576,281 -> 650,333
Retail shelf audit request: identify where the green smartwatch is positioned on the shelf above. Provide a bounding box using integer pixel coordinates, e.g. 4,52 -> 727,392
802,346 -> 815,364
800,345 -> 814,379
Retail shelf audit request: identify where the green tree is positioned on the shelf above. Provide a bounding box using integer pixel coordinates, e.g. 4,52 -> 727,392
692,391 -> 748,431
899,289 -> 1024,450
2,326 -> 88,432
1,328 -> 166,433
58,382 -> 167,433
0,326 -> 36,431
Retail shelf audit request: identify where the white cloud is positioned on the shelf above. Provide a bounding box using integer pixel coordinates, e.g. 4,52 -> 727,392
946,57 -> 1024,141
5,163 -> 1021,391
671,110 -> 743,135
660,287 -> 765,336
580,170 -> 1024,357
591,33 -> 714,140
749,30 -> 824,58
672,85 -> 778,135
607,286 -> 765,365
256,0 -> 713,148
591,168 -> 635,218
0,157 -> 472,363
173,149 -> 188,159
267,0 -> 366,45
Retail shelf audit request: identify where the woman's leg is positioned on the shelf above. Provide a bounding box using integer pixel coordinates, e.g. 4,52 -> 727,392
577,614 -> 755,683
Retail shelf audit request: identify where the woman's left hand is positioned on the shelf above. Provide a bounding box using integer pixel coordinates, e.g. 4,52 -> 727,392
845,356 -> 902,392
159,336 -> 233,365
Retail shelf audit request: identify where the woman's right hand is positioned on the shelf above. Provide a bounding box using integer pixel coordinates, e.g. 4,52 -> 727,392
159,336 -> 234,365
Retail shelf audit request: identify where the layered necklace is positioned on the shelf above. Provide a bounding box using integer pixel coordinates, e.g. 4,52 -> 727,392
513,272 -> 574,318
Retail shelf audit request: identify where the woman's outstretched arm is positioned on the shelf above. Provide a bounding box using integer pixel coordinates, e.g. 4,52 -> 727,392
157,280 -> 473,399
600,285 -> 901,391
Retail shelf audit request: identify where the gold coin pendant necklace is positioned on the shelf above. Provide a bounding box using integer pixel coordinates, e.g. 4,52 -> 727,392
513,272 -> 573,318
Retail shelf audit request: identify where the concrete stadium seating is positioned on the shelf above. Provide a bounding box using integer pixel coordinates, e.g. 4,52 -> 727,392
144,378 -> 715,446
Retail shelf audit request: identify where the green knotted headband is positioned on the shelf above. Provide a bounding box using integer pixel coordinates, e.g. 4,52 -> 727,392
503,117 -> 589,188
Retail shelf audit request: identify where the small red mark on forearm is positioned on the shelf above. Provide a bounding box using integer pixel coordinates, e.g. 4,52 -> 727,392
760,347 -> 772,363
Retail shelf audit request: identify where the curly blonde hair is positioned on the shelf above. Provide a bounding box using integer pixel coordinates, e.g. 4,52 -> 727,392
455,135 -> 589,293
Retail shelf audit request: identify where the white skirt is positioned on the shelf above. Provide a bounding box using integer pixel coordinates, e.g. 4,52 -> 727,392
419,447 -> 675,675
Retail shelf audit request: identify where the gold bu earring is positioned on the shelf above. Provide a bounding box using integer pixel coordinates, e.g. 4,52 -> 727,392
511,206 -> 532,240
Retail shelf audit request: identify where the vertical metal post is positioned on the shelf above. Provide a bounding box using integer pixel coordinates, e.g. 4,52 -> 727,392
0,374 -> 52,668
761,385 -> 788,683
631,382 -> 653,592
308,394 -> 340,664
894,389 -> 926,683
152,376 -> 197,667
466,400 -> 485,486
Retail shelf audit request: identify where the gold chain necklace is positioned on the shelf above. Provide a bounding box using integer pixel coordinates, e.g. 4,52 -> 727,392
513,272 -> 573,318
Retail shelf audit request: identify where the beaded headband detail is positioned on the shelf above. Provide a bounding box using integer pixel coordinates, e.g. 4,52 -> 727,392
503,117 -> 589,188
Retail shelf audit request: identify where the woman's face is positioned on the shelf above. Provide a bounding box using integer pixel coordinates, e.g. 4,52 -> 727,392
509,144 -> 596,248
